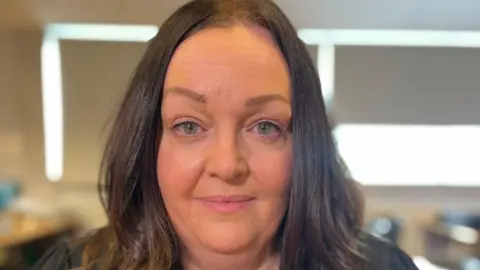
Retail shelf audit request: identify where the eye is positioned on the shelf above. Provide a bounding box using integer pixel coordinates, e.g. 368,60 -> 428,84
173,121 -> 202,136
253,121 -> 282,136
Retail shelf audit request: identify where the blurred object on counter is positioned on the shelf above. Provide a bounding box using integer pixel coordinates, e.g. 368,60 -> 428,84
0,210 -> 79,268
0,191 -> 81,268
440,212 -> 480,230
424,211 -> 480,270
0,181 -> 20,211
365,215 -> 403,245
462,257 -> 480,270
413,256 -> 451,270
0,210 -> 77,248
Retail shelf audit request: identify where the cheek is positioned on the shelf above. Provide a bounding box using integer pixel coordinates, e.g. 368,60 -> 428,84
249,142 -> 292,197
156,137 -> 204,198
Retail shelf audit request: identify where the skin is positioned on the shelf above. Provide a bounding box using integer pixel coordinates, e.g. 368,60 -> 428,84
157,23 -> 292,270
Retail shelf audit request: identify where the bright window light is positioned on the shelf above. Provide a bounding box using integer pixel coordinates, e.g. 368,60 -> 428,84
44,24 -> 158,42
298,29 -> 480,48
413,257 -> 450,270
317,44 -> 335,106
335,124 -> 480,186
40,24 -> 159,181
41,38 -> 63,182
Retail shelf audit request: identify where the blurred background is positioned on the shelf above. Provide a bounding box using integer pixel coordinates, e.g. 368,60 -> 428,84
0,0 -> 479,269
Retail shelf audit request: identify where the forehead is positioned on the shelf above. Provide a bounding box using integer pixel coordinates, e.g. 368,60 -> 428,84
164,24 -> 290,100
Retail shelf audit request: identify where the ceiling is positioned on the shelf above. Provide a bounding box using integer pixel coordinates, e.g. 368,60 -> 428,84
1,0 -> 480,31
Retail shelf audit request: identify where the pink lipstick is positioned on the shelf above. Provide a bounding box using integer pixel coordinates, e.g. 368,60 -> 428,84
197,195 -> 255,213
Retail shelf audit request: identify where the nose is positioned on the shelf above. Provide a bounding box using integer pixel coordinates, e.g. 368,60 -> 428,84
206,132 -> 248,183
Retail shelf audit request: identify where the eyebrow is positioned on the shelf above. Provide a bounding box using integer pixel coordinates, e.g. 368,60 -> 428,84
165,87 -> 290,107
165,87 -> 208,103
244,94 -> 290,108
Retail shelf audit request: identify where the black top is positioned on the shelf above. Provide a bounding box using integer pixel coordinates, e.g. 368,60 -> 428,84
34,234 -> 419,270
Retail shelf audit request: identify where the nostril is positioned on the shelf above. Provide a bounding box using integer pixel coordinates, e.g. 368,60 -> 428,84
206,137 -> 249,182
206,157 -> 249,184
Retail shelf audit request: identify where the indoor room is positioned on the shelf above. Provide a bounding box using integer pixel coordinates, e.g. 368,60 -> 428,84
0,0 -> 479,269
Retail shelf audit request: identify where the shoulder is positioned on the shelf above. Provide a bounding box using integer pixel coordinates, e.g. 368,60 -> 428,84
34,240 -> 84,270
361,233 -> 419,270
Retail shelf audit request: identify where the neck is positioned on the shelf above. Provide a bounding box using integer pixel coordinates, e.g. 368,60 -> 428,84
181,244 -> 280,270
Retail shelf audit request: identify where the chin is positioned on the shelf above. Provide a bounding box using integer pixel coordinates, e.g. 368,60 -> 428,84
197,223 -> 261,255
203,241 -> 249,255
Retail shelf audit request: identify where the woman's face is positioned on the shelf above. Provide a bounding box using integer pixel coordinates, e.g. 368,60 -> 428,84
157,24 -> 292,255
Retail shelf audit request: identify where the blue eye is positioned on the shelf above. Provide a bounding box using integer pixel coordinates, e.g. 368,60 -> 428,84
174,121 -> 201,135
254,121 -> 281,136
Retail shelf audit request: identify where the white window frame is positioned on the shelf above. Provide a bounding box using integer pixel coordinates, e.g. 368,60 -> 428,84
297,29 -> 480,105
41,24 -> 158,181
298,29 -> 480,186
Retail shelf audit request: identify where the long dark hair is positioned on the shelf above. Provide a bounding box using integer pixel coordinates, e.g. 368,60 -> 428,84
83,0 -> 366,269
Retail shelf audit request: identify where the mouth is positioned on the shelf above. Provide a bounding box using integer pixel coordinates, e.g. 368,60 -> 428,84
197,195 -> 255,213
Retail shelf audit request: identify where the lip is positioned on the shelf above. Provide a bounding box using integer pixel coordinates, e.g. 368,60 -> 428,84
197,196 -> 255,213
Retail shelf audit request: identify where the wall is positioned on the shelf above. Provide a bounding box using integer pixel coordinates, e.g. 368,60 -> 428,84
334,46 -> 480,125
0,32 -> 23,178
0,29 -> 45,183
60,40 -> 146,184
3,0 -> 480,31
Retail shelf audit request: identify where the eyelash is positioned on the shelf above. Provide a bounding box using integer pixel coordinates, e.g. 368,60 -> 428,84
172,121 -> 205,137
170,119 -> 287,141
248,120 -> 285,139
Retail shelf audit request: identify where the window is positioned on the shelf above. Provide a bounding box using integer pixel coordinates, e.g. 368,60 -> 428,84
335,124 -> 480,186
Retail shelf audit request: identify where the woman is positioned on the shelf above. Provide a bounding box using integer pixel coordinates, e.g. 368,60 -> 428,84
36,0 -> 419,269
